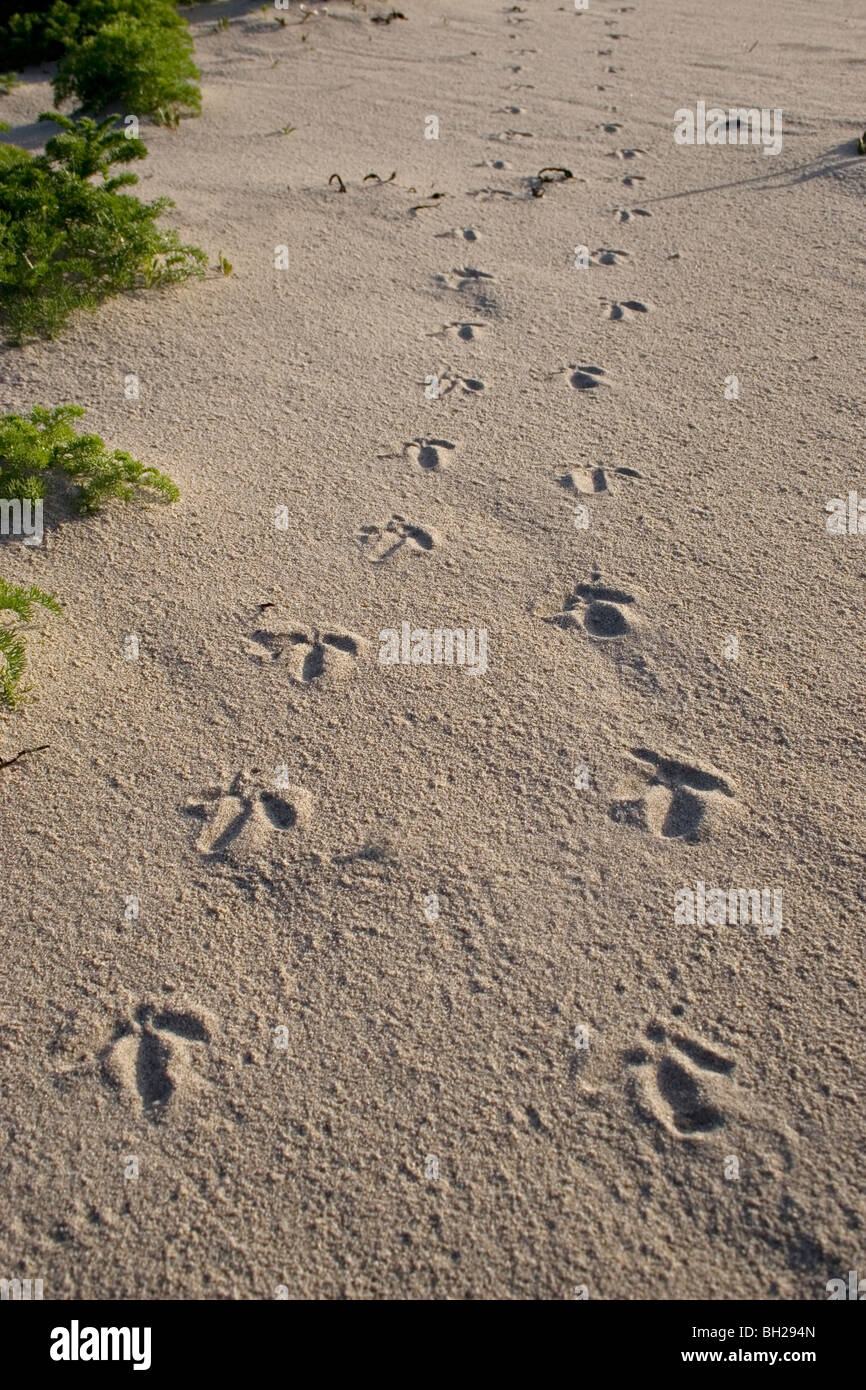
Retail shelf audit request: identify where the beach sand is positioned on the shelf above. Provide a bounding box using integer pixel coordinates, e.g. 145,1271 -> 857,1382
0,0 -> 864,1299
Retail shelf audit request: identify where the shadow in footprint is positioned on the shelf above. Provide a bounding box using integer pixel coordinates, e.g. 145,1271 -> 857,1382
570,365 -> 606,389
656,1057 -> 724,1135
136,1030 -> 173,1115
259,792 -> 298,830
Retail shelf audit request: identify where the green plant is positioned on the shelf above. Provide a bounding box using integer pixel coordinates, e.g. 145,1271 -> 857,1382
54,10 -> 201,125
216,251 -> 232,276
0,398 -> 178,708
0,578 -> 61,709
0,111 -> 206,343
858,130 -> 866,156
0,72 -> 22,95
0,403 -> 179,512
0,2 -> 201,126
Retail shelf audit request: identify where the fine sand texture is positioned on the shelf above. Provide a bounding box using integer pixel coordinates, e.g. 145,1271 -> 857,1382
1,0 -> 864,1299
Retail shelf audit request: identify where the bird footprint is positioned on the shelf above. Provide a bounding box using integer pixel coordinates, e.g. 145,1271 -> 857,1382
102,1004 -> 211,1122
184,769 -> 312,861
244,622 -> 363,685
627,1022 -> 736,1139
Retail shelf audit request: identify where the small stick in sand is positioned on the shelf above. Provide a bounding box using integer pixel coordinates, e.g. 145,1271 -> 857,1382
0,745 -> 49,773
328,173 -> 347,192
531,166 -> 574,196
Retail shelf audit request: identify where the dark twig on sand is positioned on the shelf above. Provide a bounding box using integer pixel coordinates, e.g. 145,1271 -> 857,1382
328,173 -> 346,192
0,744 -> 49,772
529,166 -> 575,198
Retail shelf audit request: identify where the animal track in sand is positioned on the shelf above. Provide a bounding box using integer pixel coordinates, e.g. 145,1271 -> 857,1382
543,580 -> 637,639
615,207 -> 652,221
244,622 -> 363,685
627,1023 -> 736,1138
356,515 -> 437,563
430,370 -> 486,398
610,748 -> 736,841
604,299 -> 650,320
561,364 -> 609,390
609,148 -> 644,160
432,266 -> 498,307
185,769 -> 313,861
102,1005 -> 211,1122
440,320 -> 487,342
404,438 -> 457,471
435,227 -> 481,242
488,129 -> 534,142
601,122 -> 623,132
557,465 -> 642,494
593,246 -> 630,265
622,173 -> 646,186
467,186 -> 519,203
435,265 -> 495,290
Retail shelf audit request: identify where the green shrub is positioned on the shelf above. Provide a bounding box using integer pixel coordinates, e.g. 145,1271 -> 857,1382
0,399 -> 179,707
0,402 -> 179,512
0,578 -> 61,709
0,2 -> 201,126
54,10 -> 201,126
0,111 -> 206,343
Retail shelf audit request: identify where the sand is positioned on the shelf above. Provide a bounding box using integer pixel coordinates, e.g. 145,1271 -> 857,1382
0,0 -> 864,1300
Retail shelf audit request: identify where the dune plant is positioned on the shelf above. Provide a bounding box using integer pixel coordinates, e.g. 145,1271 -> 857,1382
0,400 -> 178,707
0,111 -> 206,343
0,579 -> 61,708
0,403 -> 179,512
0,2 -> 201,126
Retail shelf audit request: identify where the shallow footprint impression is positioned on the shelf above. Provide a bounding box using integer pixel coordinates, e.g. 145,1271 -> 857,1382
627,1023 -> 736,1139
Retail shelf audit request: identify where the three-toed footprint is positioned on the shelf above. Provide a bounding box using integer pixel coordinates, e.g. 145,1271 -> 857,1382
439,321 -> 487,342
433,266 -> 496,293
610,748 -> 736,841
627,1022 -> 736,1139
435,227 -> 481,243
427,370 -> 485,398
544,581 -> 637,638
244,621 -> 364,685
102,1004 -> 212,1122
604,300 -> 650,320
184,769 -> 312,861
557,465 -> 642,494
561,364 -> 610,391
356,515 -> 438,563
403,437 -> 457,471
592,247 -> 630,265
